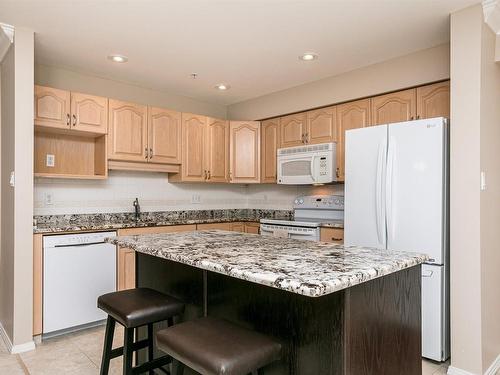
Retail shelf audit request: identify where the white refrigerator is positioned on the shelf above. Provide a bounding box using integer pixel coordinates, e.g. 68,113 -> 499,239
344,117 -> 449,362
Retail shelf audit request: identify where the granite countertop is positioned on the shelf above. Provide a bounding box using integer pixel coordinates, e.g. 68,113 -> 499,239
33,209 -> 293,234
107,230 -> 427,298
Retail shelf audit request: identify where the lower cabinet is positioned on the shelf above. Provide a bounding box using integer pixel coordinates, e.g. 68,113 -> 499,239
197,222 -> 232,231
230,222 -> 246,232
320,228 -> 344,244
116,225 -> 196,291
244,222 -> 260,234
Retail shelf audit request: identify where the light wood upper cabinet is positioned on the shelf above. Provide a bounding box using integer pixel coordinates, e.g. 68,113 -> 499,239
417,81 -> 450,119
230,121 -> 261,183
261,119 -> 280,183
34,85 -> 71,130
371,88 -> 417,126
108,99 -> 148,162
306,106 -> 337,144
336,99 -> 371,181
70,92 -> 108,134
280,113 -> 307,147
148,107 -> 182,164
180,113 -> 207,182
206,118 -> 230,182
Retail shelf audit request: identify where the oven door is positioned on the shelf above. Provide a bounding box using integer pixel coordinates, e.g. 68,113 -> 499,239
260,223 -> 319,241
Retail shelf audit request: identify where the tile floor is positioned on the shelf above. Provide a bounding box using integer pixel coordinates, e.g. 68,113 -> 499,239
1,325 -> 452,375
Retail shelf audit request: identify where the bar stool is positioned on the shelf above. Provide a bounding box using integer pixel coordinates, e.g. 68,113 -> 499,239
97,288 -> 185,375
156,316 -> 282,375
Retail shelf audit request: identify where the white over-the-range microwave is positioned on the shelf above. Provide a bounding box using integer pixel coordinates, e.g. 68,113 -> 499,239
277,142 -> 337,185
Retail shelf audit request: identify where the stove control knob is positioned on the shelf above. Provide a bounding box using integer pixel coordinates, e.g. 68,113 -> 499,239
298,199 -> 304,204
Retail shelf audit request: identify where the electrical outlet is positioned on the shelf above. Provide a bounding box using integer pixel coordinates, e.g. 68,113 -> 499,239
46,154 -> 55,167
191,194 -> 201,204
481,171 -> 487,191
45,193 -> 53,206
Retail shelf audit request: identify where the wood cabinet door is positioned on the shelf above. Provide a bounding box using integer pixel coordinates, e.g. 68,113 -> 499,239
197,223 -> 232,231
148,107 -> 182,164
320,228 -> 344,244
280,113 -> 307,147
117,247 -> 136,291
371,89 -> 417,126
261,118 -> 280,183
206,118 -> 229,182
230,222 -> 246,232
108,99 -> 148,162
230,121 -> 261,183
181,113 -> 207,181
307,106 -> 337,144
417,81 -> 450,119
245,222 -> 260,234
70,92 -> 108,134
336,99 -> 371,181
34,85 -> 71,130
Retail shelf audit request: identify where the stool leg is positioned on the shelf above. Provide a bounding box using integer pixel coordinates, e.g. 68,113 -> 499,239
123,327 -> 134,375
99,316 -> 115,375
147,323 -> 154,375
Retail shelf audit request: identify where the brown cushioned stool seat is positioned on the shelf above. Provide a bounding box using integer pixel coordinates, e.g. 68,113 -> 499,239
98,287 -> 184,328
97,288 -> 185,375
156,316 -> 282,375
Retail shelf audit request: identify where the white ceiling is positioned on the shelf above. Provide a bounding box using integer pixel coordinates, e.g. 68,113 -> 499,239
0,0 -> 478,106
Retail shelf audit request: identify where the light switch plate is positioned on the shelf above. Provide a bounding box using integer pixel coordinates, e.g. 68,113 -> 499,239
480,171 -> 486,191
46,154 -> 55,167
9,171 -> 15,187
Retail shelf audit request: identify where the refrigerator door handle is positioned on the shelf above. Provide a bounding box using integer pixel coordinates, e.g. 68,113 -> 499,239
375,138 -> 387,245
385,136 -> 396,242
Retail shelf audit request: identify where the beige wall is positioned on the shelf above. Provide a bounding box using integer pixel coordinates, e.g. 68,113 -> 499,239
0,41 -> 16,342
0,28 -> 34,349
35,64 -> 227,119
450,4 -> 500,374
227,43 -> 450,120
479,9 -> 500,373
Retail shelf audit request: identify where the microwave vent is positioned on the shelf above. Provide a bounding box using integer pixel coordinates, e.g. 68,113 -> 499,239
278,142 -> 334,156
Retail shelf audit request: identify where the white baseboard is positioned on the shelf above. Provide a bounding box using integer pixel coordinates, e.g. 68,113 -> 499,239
448,366 -> 477,375
447,354 -> 500,375
0,322 -> 36,354
484,354 -> 500,375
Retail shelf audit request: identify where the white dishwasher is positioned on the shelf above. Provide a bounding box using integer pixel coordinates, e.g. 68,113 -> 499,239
43,231 -> 117,336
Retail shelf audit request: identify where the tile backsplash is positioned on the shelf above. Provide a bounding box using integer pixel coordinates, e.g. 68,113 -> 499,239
34,170 -> 344,215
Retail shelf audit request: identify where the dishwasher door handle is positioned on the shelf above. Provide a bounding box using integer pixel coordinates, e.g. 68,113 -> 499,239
54,241 -> 109,248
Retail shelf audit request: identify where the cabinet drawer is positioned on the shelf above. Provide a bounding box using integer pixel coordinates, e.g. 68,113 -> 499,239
320,228 -> 344,244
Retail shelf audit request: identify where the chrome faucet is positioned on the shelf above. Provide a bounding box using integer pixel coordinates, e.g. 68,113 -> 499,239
133,198 -> 140,221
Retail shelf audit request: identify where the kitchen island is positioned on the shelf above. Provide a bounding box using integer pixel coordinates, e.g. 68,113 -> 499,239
108,230 -> 427,375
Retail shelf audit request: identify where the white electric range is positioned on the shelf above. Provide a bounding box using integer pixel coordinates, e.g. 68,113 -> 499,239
260,195 -> 344,241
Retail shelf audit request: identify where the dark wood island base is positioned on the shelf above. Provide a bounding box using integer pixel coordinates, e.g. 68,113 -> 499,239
136,253 -> 421,375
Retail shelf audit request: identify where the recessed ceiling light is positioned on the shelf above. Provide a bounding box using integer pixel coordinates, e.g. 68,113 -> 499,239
299,53 -> 318,61
215,84 -> 230,91
107,54 -> 128,63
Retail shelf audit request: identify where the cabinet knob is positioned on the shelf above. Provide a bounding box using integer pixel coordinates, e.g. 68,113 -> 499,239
66,114 -> 70,126
416,115 -> 420,120
305,132 -> 309,143
207,170 -> 211,180
144,148 -> 148,159
336,168 -> 340,178
72,114 -> 77,126
149,148 -> 153,159
204,170 -> 207,180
